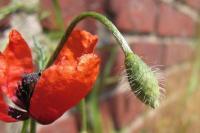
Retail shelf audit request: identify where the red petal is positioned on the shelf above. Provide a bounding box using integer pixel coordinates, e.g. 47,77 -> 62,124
0,91 -> 17,122
30,54 -> 100,124
3,30 -> 34,98
55,30 -> 98,64
0,53 -> 7,91
0,54 -> 16,122
30,30 -> 100,124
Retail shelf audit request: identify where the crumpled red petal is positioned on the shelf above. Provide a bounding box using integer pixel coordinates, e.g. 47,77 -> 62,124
55,30 -> 98,64
30,30 -> 100,124
3,30 -> 34,98
0,53 -> 16,122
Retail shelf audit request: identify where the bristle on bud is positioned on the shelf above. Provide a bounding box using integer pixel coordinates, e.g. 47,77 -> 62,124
125,52 -> 161,108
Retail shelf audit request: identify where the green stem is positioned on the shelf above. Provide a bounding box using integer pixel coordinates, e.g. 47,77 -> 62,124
51,0 -> 65,30
30,119 -> 36,133
80,99 -> 87,133
21,120 -> 29,133
46,11 -> 132,67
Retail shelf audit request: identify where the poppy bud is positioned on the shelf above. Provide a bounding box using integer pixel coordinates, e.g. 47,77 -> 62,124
125,52 -> 160,108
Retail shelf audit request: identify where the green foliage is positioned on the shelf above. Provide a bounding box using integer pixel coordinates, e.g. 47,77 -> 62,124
0,0 -> 38,21
33,37 -> 48,70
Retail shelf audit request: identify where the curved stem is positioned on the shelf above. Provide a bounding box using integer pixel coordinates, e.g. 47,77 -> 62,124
46,11 -> 132,67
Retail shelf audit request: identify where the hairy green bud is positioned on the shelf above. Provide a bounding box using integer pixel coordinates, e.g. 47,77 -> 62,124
125,52 -> 160,108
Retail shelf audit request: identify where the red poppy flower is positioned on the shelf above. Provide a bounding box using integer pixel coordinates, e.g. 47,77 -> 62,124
0,29 -> 100,124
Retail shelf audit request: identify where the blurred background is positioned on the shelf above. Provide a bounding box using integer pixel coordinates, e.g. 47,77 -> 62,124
0,0 -> 200,133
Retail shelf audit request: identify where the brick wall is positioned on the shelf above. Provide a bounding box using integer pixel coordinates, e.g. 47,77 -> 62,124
0,0 -> 199,132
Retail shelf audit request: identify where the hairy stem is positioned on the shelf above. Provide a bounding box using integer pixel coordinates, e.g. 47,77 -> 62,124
46,11 -> 132,67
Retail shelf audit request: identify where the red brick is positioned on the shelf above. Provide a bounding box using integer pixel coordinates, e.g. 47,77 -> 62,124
132,42 -> 163,66
113,39 -> 194,71
85,0 -> 104,12
98,45 -> 122,78
38,113 -> 78,133
113,41 -> 163,75
40,0 -> 103,33
40,0 -> 85,29
186,0 -> 200,10
162,42 -> 194,66
158,3 -> 196,37
105,91 -> 144,129
110,0 -> 157,33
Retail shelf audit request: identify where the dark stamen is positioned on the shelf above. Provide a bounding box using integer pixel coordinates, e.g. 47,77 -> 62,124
8,107 -> 29,120
15,72 -> 41,110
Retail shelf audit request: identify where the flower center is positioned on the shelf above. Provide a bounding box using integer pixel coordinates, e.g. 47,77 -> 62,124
8,72 -> 41,120
16,72 -> 41,110
8,107 -> 29,120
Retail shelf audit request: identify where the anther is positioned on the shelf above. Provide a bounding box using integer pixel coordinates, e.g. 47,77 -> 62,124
8,107 -> 29,120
